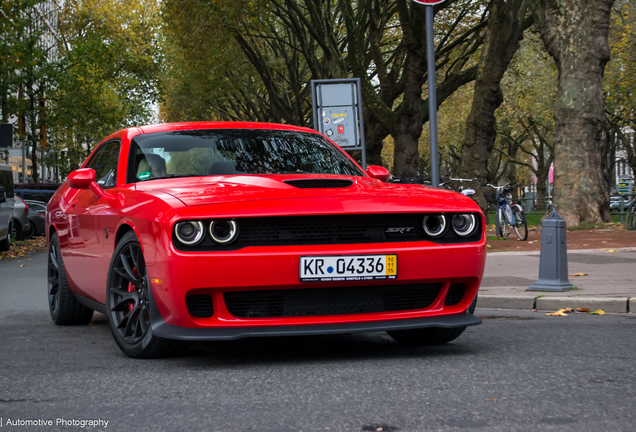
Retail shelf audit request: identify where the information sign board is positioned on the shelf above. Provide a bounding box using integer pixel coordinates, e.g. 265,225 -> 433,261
311,78 -> 366,167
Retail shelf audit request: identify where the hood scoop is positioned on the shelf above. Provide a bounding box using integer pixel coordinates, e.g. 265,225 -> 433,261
284,179 -> 354,189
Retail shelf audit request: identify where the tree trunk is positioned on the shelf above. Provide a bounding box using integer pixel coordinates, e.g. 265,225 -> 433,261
532,0 -> 614,226
392,38 -> 426,178
459,0 -> 532,213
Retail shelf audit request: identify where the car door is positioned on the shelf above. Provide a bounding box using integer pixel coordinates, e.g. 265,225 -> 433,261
62,140 -> 121,301
0,168 -> 15,242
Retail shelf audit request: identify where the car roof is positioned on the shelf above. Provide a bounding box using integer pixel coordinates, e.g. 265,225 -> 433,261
100,121 -> 321,144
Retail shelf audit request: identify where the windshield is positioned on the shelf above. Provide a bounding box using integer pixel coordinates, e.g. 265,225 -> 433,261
128,129 -> 364,182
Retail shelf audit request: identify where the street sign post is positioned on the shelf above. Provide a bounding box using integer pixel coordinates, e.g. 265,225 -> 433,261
311,78 -> 367,168
0,124 -> 12,148
413,0 -> 445,186
617,175 -> 633,196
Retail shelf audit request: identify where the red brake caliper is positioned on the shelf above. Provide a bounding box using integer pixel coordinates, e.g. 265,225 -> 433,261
127,267 -> 138,312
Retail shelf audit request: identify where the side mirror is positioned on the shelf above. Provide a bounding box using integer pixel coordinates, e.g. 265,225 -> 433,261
68,168 -> 112,201
68,168 -> 97,190
0,186 -> 5,204
366,165 -> 391,182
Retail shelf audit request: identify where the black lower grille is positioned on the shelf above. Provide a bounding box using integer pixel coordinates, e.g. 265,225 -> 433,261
224,283 -> 442,318
187,295 -> 214,317
445,283 -> 465,306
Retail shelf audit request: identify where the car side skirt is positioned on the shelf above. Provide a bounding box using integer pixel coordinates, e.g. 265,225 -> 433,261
74,293 -> 107,315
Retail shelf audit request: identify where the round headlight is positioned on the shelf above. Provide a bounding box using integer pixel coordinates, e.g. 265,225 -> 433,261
452,214 -> 476,237
209,220 -> 239,244
423,215 -> 446,237
175,221 -> 205,245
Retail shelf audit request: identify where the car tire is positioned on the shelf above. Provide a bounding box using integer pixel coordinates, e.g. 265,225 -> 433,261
106,231 -> 186,359
12,221 -> 21,240
48,233 -> 94,325
27,221 -> 36,239
0,227 -> 10,252
387,294 -> 478,346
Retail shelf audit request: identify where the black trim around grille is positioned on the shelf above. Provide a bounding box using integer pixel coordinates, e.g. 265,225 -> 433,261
445,283 -> 466,306
224,283 -> 442,318
173,213 -> 482,251
284,179 -> 353,188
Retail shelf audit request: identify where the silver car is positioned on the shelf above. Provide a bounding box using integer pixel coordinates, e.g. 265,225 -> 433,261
0,164 -> 15,251
12,195 -> 30,240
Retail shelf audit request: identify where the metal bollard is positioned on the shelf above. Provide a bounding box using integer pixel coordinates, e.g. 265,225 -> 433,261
527,205 -> 573,292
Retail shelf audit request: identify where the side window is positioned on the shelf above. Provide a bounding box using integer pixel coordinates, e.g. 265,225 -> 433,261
87,141 -> 120,188
0,171 -> 14,198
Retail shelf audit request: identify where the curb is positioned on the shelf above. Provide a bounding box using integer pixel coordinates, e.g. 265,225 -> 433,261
478,295 -> 632,313
487,246 -> 636,256
476,295 -> 536,310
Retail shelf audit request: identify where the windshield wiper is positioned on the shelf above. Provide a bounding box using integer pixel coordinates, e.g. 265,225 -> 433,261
142,174 -> 200,181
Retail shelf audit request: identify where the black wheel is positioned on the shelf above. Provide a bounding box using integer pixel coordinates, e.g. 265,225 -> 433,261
27,221 -> 36,239
0,226 -> 10,252
512,207 -> 528,241
12,221 -> 21,240
626,202 -> 636,231
106,231 -> 185,358
48,233 -> 94,325
387,294 -> 478,346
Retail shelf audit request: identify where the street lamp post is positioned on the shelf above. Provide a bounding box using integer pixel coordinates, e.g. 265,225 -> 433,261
413,0 -> 445,187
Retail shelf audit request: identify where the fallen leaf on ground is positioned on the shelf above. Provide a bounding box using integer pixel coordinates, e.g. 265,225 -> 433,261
583,244 -> 589,246
577,307 -> 590,312
546,309 -> 569,316
563,307 -> 574,313
485,398 -> 498,401
486,244 -> 492,249
601,241 -> 607,243
19,264 -> 25,267
589,309 -> 605,315
569,272 -> 588,276
607,250 -> 617,253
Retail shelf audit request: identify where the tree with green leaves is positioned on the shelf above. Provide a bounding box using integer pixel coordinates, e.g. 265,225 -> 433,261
48,0 -> 161,174
531,0 -> 615,225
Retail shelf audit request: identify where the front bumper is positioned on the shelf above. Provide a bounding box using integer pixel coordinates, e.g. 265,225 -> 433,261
146,238 -> 487,333
148,282 -> 482,341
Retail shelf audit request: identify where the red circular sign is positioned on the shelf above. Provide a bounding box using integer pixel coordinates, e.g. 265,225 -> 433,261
412,0 -> 446,4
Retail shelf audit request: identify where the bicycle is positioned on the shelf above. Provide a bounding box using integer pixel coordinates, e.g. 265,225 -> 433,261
626,198 -> 636,230
484,183 -> 528,241
439,177 -> 478,198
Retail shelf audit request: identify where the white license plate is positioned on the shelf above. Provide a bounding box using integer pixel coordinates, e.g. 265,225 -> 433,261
299,254 -> 397,282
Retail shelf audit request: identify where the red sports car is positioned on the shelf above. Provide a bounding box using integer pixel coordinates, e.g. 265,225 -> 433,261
46,122 -> 486,358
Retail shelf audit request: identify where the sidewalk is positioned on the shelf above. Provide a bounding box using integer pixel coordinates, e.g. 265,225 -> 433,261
477,247 -> 636,313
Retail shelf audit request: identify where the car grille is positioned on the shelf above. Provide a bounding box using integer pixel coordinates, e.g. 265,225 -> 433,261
445,283 -> 465,306
223,283 -> 442,318
173,213 -> 482,251
284,179 -> 354,188
237,214 -> 425,246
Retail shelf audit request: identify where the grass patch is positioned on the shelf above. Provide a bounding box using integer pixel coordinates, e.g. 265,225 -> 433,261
568,221 -> 606,231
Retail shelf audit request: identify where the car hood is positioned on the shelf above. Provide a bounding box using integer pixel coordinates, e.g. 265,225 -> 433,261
135,175 -> 478,214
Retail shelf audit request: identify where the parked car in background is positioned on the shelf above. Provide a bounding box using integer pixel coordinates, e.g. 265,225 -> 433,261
25,200 -> 46,237
12,195 -> 30,240
609,196 -> 633,212
14,183 -> 61,203
0,165 -> 15,251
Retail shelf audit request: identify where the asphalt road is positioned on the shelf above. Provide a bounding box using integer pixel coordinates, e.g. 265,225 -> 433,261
0,252 -> 635,432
